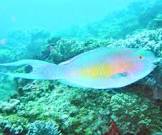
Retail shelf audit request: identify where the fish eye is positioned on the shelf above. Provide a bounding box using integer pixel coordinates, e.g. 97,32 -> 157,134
139,55 -> 143,60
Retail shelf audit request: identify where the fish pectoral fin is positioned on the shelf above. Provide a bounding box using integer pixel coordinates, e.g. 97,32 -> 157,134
111,72 -> 128,79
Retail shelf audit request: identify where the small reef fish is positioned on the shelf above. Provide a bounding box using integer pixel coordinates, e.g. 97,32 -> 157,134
0,47 -> 160,89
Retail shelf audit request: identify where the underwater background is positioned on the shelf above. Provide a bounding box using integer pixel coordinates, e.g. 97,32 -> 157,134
0,0 -> 162,134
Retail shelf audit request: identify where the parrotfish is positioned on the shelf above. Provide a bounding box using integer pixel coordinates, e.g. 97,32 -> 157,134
0,47 -> 160,89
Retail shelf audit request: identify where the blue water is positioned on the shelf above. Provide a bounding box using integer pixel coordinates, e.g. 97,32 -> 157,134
0,0 -> 133,38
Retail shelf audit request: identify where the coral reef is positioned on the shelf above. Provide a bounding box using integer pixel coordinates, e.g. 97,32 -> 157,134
0,99 -> 20,113
42,38 -> 111,64
0,28 -> 162,135
111,29 -> 162,57
1,82 -> 161,134
110,93 -> 162,134
0,114 -> 28,135
27,120 -> 61,135
16,82 -> 112,135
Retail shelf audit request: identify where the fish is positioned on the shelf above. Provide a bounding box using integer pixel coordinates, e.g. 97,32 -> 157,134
0,47 -> 160,89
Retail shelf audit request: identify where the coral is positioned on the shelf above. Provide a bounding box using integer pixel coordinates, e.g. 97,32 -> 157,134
149,14 -> 162,28
8,79 -> 162,134
110,93 -> 162,134
15,82 -> 112,135
0,99 -> 20,113
111,29 -> 162,57
27,120 -> 61,135
0,114 -> 28,135
43,28 -> 162,64
26,29 -> 50,58
41,38 -> 110,64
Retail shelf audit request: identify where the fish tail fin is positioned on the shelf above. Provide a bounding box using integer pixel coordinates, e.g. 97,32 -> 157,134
0,59 -> 63,80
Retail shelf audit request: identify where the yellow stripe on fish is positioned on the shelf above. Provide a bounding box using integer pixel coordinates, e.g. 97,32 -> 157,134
79,64 -> 114,78
79,60 -> 136,79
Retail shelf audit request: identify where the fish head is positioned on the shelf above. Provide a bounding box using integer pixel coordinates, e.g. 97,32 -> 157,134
121,48 -> 158,84
133,49 -> 157,66
106,48 -> 159,88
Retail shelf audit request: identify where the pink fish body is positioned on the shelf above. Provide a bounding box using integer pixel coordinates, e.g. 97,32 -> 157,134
0,47 -> 158,89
